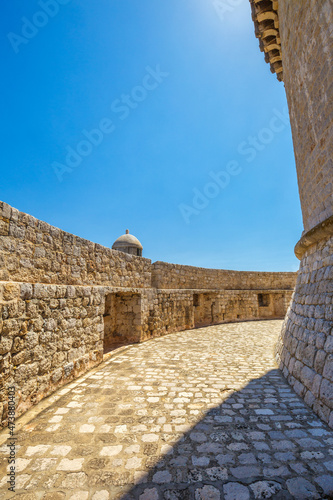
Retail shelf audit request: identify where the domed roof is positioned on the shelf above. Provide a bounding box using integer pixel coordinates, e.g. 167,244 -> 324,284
112,230 -> 143,250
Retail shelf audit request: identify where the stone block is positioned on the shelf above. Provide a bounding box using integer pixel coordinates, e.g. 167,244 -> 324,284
314,350 -> 327,374
324,335 -> 333,353
300,365 -> 316,390
323,355 -> 333,382
319,378 -> 333,410
303,344 -> 316,367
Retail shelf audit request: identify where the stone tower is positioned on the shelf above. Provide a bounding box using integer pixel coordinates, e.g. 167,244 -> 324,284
112,229 -> 143,256
250,0 -> 333,427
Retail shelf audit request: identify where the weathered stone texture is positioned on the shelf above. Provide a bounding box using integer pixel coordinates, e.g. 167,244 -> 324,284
152,262 -> 296,291
279,0 -> 333,232
0,281 -> 106,426
141,290 -> 194,342
0,201 -> 151,288
267,0 -> 333,429
0,281 -> 294,428
276,235 -> 333,427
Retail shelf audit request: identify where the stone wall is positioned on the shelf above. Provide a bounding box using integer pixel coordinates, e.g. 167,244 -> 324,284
0,201 -> 151,288
278,0 -> 333,233
251,0 -> 333,428
152,261 -> 296,291
140,289 -> 294,340
276,0 -> 333,428
104,291 -> 142,350
141,290 -> 194,341
276,236 -> 333,428
0,200 -> 296,292
0,281 -> 105,426
0,201 -> 296,427
0,278 -> 294,427
191,290 -> 292,328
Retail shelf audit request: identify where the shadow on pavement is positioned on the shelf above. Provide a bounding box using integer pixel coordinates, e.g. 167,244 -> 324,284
120,369 -> 333,499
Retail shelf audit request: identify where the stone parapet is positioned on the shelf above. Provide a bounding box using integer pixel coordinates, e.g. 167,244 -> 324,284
0,201 -> 151,288
152,261 -> 296,291
0,202 -> 297,291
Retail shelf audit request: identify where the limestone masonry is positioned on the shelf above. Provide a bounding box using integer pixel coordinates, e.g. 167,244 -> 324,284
252,0 -> 333,428
0,201 -> 296,428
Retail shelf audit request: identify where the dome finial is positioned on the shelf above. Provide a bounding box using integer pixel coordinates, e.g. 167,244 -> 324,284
126,229 -> 129,234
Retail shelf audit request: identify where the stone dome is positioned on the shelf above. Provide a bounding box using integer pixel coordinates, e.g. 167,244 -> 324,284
112,230 -> 143,256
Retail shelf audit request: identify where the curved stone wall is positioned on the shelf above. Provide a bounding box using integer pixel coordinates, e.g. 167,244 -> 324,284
278,0 -> 333,233
0,201 -> 296,427
0,201 -> 297,291
152,261 -> 296,291
276,235 -> 333,427
252,0 -> 333,427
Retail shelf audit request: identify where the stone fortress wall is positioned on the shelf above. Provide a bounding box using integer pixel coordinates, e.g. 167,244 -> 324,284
0,201 -> 151,287
152,261 -> 296,290
251,0 -> 333,428
0,201 -> 296,427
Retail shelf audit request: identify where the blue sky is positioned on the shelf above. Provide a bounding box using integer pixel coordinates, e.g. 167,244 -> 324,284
1,0 -> 302,271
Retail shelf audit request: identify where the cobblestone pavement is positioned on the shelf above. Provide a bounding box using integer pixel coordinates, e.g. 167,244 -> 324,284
1,320 -> 333,499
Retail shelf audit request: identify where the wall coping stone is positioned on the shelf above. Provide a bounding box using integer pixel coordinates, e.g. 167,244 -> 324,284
295,215 -> 333,260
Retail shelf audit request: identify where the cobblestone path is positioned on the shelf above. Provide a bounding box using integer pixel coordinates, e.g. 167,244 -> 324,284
1,320 -> 333,499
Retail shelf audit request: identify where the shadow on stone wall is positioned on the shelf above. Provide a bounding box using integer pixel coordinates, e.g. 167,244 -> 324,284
118,369 -> 333,499
276,287 -> 333,429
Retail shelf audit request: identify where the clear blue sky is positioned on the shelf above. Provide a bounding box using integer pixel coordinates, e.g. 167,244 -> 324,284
1,0 -> 302,271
